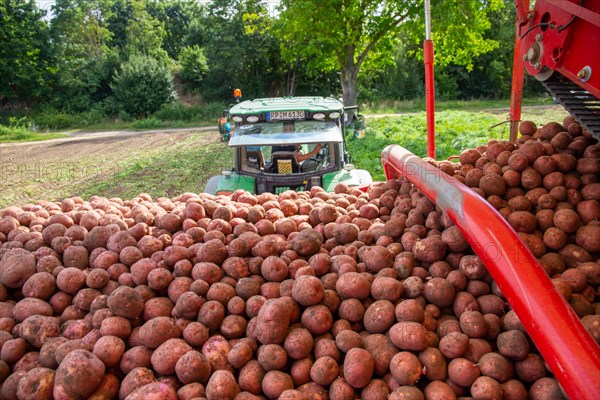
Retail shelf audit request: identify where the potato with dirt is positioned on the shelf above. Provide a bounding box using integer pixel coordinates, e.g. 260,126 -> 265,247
53,349 -> 106,399
150,338 -> 192,376
343,348 -> 375,389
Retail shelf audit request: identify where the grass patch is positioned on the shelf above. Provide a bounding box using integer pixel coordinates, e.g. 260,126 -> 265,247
348,110 -> 509,181
0,125 -> 68,143
360,96 -> 555,114
77,133 -> 234,200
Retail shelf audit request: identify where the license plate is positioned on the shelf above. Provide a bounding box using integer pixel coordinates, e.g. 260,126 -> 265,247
267,110 -> 305,120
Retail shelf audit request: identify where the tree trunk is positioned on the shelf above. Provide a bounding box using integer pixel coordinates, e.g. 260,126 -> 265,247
340,69 -> 358,107
286,69 -> 296,96
340,46 -> 359,122
286,56 -> 301,96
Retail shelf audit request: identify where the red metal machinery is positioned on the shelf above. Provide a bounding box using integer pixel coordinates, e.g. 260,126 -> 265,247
381,145 -> 600,400
510,0 -> 600,141
424,0 -> 436,159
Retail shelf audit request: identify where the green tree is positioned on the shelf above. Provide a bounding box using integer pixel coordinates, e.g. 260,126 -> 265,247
178,45 -> 208,87
110,54 -> 176,117
0,0 -> 55,107
103,0 -> 170,63
200,0 -> 281,100
50,0 -> 116,111
124,0 -> 169,62
277,0 -> 504,108
147,0 -> 205,59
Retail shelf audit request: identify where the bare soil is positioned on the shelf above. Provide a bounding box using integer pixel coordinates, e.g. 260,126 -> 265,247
0,128 -> 218,207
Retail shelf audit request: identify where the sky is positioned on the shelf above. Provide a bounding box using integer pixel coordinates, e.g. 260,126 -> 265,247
35,0 -> 54,13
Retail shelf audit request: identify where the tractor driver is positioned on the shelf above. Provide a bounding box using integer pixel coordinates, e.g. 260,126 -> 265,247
273,121 -> 323,163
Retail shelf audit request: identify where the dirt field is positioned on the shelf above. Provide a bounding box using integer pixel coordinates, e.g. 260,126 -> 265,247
0,128 -> 219,207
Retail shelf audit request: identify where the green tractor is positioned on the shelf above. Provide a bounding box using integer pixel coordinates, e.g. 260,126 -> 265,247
204,96 -> 372,195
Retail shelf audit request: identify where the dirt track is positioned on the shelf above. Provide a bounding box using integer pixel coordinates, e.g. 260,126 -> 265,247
0,128 -> 218,207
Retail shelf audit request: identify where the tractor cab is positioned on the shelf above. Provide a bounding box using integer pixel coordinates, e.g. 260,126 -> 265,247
204,96 -> 372,195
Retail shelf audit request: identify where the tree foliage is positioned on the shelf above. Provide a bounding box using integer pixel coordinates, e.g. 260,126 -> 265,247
178,45 -> 208,87
276,0 -> 505,107
199,0 -> 282,101
110,54 -> 176,117
49,0 -> 116,111
146,0 -> 205,59
0,0 -> 546,115
0,0 -> 54,106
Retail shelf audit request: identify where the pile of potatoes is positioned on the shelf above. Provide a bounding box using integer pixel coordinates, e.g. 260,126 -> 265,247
0,117 -> 598,400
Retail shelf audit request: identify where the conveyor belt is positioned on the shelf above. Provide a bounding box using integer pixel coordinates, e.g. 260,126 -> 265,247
541,73 -> 600,140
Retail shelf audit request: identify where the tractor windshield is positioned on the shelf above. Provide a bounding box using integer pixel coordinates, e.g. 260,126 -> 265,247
228,120 -> 343,147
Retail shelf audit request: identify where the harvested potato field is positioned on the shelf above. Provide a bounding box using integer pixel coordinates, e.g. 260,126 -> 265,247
0,128 -> 227,208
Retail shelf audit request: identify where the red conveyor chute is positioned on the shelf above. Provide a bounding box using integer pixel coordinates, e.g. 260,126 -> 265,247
381,144 -> 600,400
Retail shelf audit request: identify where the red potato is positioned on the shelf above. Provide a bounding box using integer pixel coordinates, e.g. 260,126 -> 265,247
100,316 -> 131,339
19,315 -> 60,348
255,298 -> 290,344
291,229 -> 323,256
176,382 -> 205,400
448,357 -> 480,387
301,305 -> 333,336
361,379 -> 390,400
1,370 -> 27,400
258,344 -> 288,371
1,338 -> 28,364
389,321 -> 429,351
478,352 -> 514,383
175,350 -> 212,384
205,370 -> 240,400
343,348 -> 374,389
361,245 -> 394,272
22,272 -> 56,300
471,376 -> 503,400
284,327 -> 314,360
93,335 -> 125,367
124,382 -> 177,400
119,346 -> 153,375
419,347 -> 447,381
150,338 -> 192,376
107,286 -> 144,319
53,350 -> 105,400
424,277 -> 456,308
363,300 -> 395,333
335,272 -> 370,300
309,356 -> 339,386
0,248 -> 37,288
228,340 -> 254,369
370,276 -> 403,302
388,386 -> 425,400
201,335 -> 232,372
389,351 -> 422,385
291,275 -> 325,306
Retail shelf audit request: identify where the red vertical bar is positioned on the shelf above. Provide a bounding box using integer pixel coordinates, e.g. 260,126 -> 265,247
510,0 -> 530,142
424,39 -> 436,159
509,21 -> 526,142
